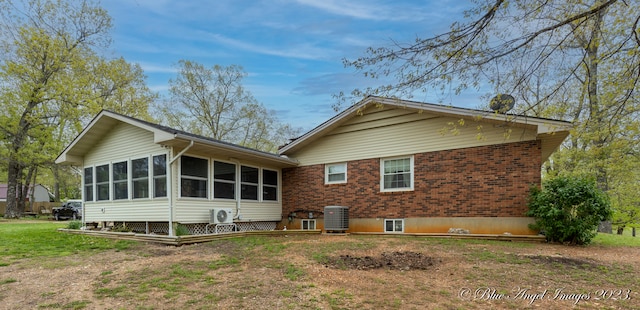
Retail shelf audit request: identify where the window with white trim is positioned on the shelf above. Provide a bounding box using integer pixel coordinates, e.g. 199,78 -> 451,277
214,161 -> 235,199
381,156 -> 413,191
262,169 -> 278,201
241,166 -> 259,200
132,158 -> 149,199
153,154 -> 167,198
384,219 -> 404,233
325,163 -> 347,184
84,167 -> 94,202
301,219 -> 316,230
180,156 -> 208,198
96,164 -> 110,201
113,161 -> 128,200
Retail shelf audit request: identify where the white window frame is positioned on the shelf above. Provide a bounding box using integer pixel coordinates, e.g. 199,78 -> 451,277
262,168 -> 279,201
95,163 -> 111,201
213,160 -> 236,200
384,219 -> 404,233
380,156 -> 414,192
325,162 -> 347,184
83,166 -> 94,202
301,219 -> 316,230
180,155 -> 209,199
152,154 -> 168,198
131,157 -> 149,199
112,160 -> 129,200
240,165 -> 260,201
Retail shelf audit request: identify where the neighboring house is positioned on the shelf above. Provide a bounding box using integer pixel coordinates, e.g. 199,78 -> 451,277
55,96 -> 571,236
0,184 -> 53,214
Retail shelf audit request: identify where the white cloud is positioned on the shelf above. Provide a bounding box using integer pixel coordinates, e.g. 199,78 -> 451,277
203,32 -> 336,61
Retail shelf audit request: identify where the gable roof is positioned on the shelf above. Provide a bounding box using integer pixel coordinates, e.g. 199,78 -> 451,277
55,110 -> 299,168
278,96 -> 572,161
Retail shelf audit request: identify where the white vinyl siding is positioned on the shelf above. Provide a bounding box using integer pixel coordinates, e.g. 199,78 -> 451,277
325,163 -> 347,184
288,106 -> 538,166
84,123 -> 165,164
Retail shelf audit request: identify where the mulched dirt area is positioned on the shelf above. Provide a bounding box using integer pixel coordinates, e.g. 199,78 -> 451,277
323,251 -> 438,270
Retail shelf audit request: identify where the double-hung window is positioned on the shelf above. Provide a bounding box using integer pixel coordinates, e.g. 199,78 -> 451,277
263,169 -> 278,201
214,161 -> 235,199
381,156 -> 414,191
132,158 -> 149,199
153,154 -> 167,198
325,163 -> 347,184
180,156 -> 208,198
241,166 -> 259,200
84,167 -> 94,202
96,164 -> 110,201
113,161 -> 128,200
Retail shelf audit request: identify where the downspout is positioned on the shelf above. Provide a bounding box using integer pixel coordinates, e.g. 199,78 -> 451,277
229,158 -> 242,220
168,140 -> 194,236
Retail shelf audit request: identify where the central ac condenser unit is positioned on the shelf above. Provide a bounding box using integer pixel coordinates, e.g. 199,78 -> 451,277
210,208 -> 234,224
324,206 -> 349,232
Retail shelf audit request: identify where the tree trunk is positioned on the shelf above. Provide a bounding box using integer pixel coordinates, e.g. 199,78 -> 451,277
4,159 -> 23,218
52,165 -> 61,202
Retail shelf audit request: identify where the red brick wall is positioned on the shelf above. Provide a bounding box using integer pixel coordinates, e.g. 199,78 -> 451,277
282,140 -> 541,219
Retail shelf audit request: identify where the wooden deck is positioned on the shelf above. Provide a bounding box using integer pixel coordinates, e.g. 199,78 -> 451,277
58,228 -> 545,245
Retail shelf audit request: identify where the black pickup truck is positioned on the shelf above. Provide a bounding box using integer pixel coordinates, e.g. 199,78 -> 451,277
52,200 -> 83,221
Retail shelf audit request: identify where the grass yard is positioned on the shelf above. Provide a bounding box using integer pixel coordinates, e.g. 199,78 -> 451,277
0,220 -> 639,309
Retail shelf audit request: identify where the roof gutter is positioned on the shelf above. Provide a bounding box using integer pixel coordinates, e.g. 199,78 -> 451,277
172,133 -> 298,166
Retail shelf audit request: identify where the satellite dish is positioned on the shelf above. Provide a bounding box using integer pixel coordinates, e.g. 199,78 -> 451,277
490,94 -> 515,113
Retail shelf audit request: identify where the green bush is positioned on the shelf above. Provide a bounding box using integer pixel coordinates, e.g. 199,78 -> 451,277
526,176 -> 612,245
67,220 -> 82,230
175,224 -> 190,236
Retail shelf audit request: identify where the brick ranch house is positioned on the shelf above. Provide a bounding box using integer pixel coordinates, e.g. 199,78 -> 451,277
55,96 -> 571,236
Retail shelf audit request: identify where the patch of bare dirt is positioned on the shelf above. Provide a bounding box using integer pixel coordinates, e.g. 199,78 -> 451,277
1,235 -> 639,310
323,251 -> 439,270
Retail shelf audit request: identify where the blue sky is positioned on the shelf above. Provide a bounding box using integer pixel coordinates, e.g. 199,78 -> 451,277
101,0 -> 478,131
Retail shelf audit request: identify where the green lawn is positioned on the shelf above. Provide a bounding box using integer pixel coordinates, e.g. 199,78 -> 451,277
0,220 -> 133,263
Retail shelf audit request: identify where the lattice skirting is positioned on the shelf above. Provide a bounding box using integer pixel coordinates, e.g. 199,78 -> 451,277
113,222 -> 169,234
112,221 -> 276,235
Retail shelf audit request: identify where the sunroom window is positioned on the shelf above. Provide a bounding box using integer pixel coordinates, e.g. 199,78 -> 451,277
132,157 -> 149,199
241,166 -> 259,200
113,161 -> 128,200
84,167 -> 94,202
180,156 -> 208,198
214,161 -> 235,199
153,154 -> 167,198
263,169 -> 278,201
96,164 -> 110,201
